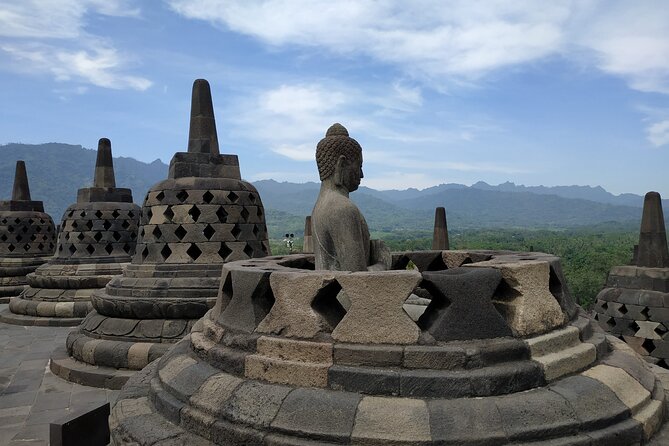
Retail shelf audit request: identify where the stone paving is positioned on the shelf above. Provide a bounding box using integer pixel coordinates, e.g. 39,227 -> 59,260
0,304 -> 117,446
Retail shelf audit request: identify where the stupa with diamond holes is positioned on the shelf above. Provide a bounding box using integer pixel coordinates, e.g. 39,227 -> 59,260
594,191 -> 669,367
110,126 -> 669,444
1,139 -> 140,326
50,79 -> 271,389
0,161 -> 56,304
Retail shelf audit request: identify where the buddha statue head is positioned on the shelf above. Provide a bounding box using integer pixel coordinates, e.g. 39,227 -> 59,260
316,123 -> 364,193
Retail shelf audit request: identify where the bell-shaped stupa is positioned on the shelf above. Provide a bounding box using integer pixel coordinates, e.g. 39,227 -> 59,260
1,139 -> 140,326
595,191 -> 669,367
0,161 -> 56,303
51,79 -> 271,388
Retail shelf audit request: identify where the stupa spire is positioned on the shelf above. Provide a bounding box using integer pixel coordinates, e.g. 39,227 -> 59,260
93,138 -> 116,188
432,206 -> 449,250
637,191 -> 669,268
11,161 -> 31,201
187,79 -> 219,155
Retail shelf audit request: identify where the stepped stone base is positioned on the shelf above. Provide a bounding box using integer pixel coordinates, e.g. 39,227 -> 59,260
50,346 -> 134,390
0,308 -> 83,326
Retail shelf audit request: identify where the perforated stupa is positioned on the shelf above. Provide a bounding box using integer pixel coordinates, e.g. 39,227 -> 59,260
51,79 -> 271,389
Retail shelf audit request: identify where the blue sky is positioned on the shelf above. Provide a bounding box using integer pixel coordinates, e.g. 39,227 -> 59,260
1,1 -> 669,196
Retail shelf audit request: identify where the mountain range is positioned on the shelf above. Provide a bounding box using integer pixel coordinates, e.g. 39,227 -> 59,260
0,143 -> 657,235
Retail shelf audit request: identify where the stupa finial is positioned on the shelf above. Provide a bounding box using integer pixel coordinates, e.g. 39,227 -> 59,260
637,191 -> 669,268
93,138 -> 116,188
432,207 -> 449,250
187,79 -> 219,155
11,161 -> 31,201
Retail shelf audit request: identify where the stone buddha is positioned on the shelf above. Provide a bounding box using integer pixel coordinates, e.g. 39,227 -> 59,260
312,123 -> 390,271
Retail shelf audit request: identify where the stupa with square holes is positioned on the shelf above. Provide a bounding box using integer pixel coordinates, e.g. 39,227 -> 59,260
50,79 -> 271,389
1,139 -> 140,326
110,124 -> 669,445
0,161 -> 56,304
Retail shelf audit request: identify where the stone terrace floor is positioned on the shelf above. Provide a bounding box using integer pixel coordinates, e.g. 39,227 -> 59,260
0,304 -> 118,446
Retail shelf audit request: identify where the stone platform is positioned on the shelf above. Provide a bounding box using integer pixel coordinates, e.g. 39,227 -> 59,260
111,251 -> 669,444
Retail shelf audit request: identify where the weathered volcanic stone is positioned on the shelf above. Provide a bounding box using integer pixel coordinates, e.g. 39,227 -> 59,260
637,192 -> 669,268
53,79 -> 271,388
419,267 -> 512,341
466,259 -> 566,337
332,270 -> 421,344
3,139 -> 140,327
303,216 -> 313,254
0,161 -> 56,303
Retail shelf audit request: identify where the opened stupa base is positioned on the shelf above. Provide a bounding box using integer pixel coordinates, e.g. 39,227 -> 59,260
110,252 -> 669,445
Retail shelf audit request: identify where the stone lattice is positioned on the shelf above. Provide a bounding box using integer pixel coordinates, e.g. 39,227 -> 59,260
1,139 -> 140,326
0,161 -> 56,303
51,79 -> 270,388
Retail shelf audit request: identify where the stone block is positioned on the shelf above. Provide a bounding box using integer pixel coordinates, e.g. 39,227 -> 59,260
245,354 -> 330,388
331,270 -> 421,344
352,396 -> 431,443
428,397 -> 507,444
466,260 -> 565,337
223,381 -> 291,427
218,267 -> 273,333
271,388 -> 360,441
328,365 -> 400,396
403,345 -> 467,370
255,336 -> 333,363
419,267 -> 511,341
333,344 -> 403,367
256,271 -> 343,338
189,372 -> 244,416
582,365 -> 650,414
50,402 -> 110,446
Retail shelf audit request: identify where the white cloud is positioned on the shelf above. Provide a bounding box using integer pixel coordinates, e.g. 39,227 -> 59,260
167,0 -> 669,95
0,0 -> 149,91
647,120 -> 669,147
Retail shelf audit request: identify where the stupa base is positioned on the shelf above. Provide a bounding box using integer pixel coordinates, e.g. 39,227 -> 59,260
0,285 -> 24,303
50,346 -> 135,390
0,308 -> 83,326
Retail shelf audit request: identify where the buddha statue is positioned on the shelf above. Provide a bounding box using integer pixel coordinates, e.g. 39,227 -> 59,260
312,123 -> 390,271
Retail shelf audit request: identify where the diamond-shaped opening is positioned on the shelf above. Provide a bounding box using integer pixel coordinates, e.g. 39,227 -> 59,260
227,191 -> 239,203
176,190 -> 189,203
216,207 -> 228,223
38,243 -> 44,250
7,225 -> 14,233
23,243 -> 30,251
35,226 -> 42,233
252,224 -> 260,237
188,205 -> 201,222
641,307 -> 651,318
619,304 -> 628,315
0,234 -> 7,241
163,206 -> 174,221
68,245 -> 76,256
203,224 -> 216,240
7,244 -> 15,252
155,191 -> 165,202
630,321 -> 641,332
643,338 -> 656,354
655,323 -> 668,336
121,220 -> 130,229
111,231 -> 121,241
231,224 -> 242,240
152,226 -> 162,239
601,301 -> 609,310
660,359 -> 669,368
103,220 -> 111,230
240,207 -> 250,222
112,210 -> 120,219
203,191 -> 214,203
0,218 -> 5,224
123,243 -> 132,254
86,244 -> 95,255
160,244 -> 172,260
311,280 -> 346,330
146,209 -> 153,221
95,210 -> 103,219
68,210 -> 75,218
49,242 -> 54,250
80,210 -> 87,217
30,234 -> 36,241
105,243 -> 114,255
606,317 -> 616,328
142,246 -> 149,261
416,281 -> 451,331
13,218 -> 20,224
77,232 -> 85,241
131,231 -> 137,240
218,243 -> 232,261
15,234 -> 22,242
21,226 -> 28,233
175,225 -> 187,241
28,218 -> 34,224
243,243 -> 254,258
249,193 -> 256,204
492,278 -> 522,302
187,243 -> 202,260
93,232 -> 103,242
64,233 -> 70,241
